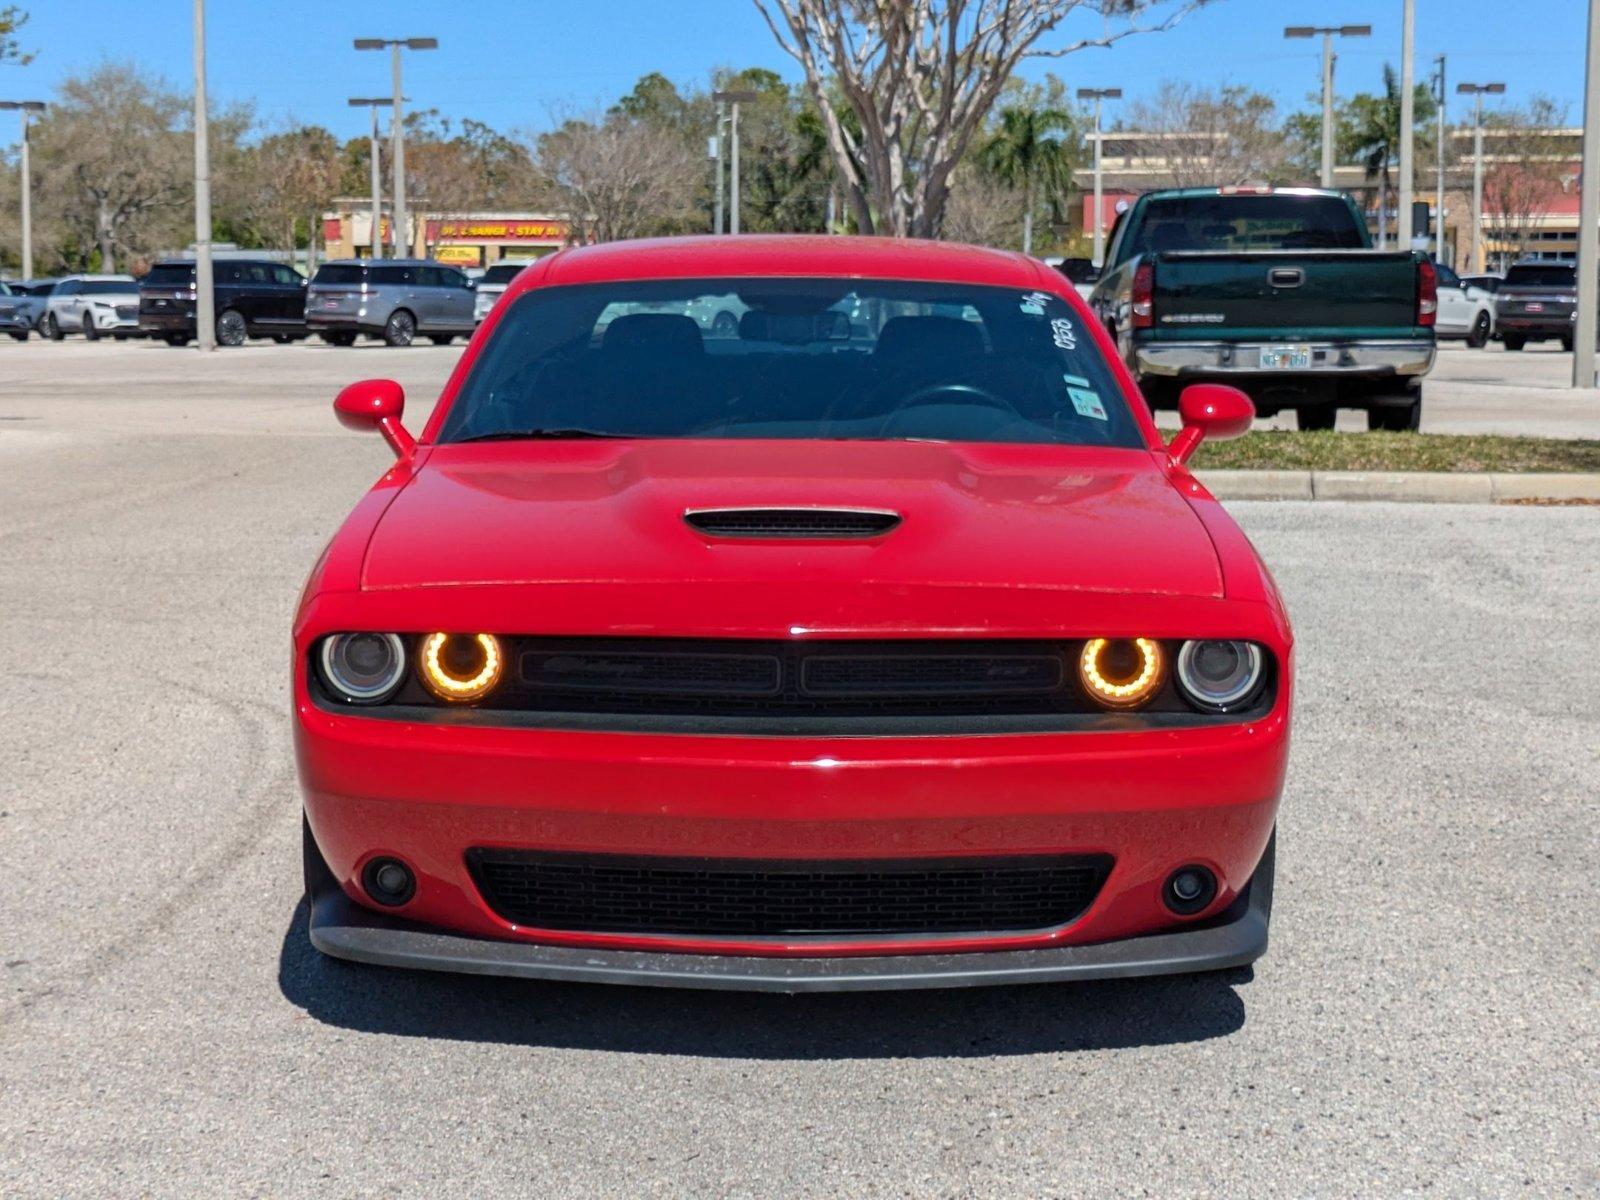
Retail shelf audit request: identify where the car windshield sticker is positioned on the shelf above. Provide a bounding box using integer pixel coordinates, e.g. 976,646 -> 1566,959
1019,291 -> 1052,315
1061,373 -> 1092,389
1051,317 -> 1077,350
1068,385 -> 1107,421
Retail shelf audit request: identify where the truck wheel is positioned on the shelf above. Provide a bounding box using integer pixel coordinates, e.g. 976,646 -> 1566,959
1367,394 -> 1422,433
1295,406 -> 1336,431
1467,311 -> 1491,348
1503,335 -> 1525,351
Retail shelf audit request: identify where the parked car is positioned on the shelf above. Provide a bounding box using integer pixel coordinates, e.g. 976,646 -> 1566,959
1087,186 -> 1436,431
0,279 -> 56,336
45,275 -> 143,340
472,258 -> 538,323
1493,261 -> 1576,351
1052,256 -> 1100,300
139,258 -> 309,347
0,281 -> 35,341
304,259 -> 476,347
297,235 -> 1292,992
1459,273 -> 1504,294
1432,263 -> 1495,348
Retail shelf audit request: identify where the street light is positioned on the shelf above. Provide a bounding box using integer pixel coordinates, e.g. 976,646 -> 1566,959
1457,81 -> 1506,273
348,97 -> 394,260
1434,55 -> 1448,261
1077,88 -> 1120,267
712,89 -> 758,234
1575,0 -> 1600,388
193,0 -> 214,350
1284,24 -> 1372,190
354,37 -> 436,259
0,100 -> 45,281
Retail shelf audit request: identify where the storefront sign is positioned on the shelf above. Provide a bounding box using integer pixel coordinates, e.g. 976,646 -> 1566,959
427,219 -> 569,242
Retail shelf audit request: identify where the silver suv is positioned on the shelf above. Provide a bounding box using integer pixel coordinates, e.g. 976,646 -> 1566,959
45,274 -> 142,340
305,259 -> 476,347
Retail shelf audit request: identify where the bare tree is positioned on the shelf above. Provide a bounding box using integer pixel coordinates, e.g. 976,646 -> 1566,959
941,163 -> 1025,247
534,111 -> 700,243
752,0 -> 1201,237
1479,96 -> 1572,263
1123,82 -> 1288,187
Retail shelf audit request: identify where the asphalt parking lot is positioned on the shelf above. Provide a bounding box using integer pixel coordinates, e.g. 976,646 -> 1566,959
1,340 -> 1596,1196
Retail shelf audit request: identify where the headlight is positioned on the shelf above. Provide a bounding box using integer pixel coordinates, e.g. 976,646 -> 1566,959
419,632 -> 503,702
1078,638 -> 1164,710
318,633 -> 406,704
1175,640 -> 1265,712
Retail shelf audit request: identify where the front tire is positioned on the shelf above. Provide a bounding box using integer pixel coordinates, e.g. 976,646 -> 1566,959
383,309 -> 416,348
82,314 -> 99,341
1296,405 -> 1337,431
45,312 -> 63,341
216,309 -> 248,347
1467,311 -> 1491,348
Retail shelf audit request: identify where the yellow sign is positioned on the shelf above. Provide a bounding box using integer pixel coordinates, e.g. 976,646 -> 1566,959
434,245 -> 481,266
429,219 -> 568,242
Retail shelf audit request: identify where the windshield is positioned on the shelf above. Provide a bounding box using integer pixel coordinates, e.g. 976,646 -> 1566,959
1504,264 -> 1574,287
1131,195 -> 1367,254
144,264 -> 194,286
440,278 -> 1141,448
312,264 -> 365,286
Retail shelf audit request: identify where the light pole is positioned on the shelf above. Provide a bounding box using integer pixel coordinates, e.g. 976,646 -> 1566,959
355,37 -> 436,259
1077,87 -> 1120,267
1457,82 -> 1506,273
1573,0 -> 1600,387
0,100 -> 44,280
1434,55 -> 1447,261
348,98 -> 393,259
193,0 -> 214,351
1285,24 -> 1372,189
712,89 -> 757,234
1398,0 -> 1416,245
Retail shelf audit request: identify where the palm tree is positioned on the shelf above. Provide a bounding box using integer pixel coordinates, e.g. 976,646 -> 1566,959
977,106 -> 1077,255
1346,64 -> 1437,249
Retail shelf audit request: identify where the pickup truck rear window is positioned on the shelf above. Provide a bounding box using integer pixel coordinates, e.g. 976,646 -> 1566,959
1130,195 -> 1366,254
441,278 -> 1143,449
1503,265 -> 1574,287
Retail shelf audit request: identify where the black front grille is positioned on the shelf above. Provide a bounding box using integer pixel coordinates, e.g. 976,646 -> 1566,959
685,508 -> 901,539
503,638 -> 1091,717
467,850 -> 1112,937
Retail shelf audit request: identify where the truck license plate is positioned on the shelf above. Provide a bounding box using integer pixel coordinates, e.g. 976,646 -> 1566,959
1260,345 -> 1312,370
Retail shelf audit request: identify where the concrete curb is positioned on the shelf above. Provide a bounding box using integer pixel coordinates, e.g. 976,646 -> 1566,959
1197,470 -> 1600,503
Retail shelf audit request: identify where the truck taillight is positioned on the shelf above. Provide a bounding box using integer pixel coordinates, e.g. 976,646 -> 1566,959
1132,262 -> 1154,329
1417,259 -> 1437,327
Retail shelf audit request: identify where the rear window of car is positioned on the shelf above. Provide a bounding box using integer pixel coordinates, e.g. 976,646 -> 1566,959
1503,265 -> 1575,287
144,263 -> 194,286
441,277 -> 1143,450
1131,194 -> 1367,254
482,263 -> 526,285
313,264 -> 366,286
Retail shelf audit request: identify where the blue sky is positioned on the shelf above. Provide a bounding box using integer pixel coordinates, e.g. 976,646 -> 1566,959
3,0 -> 1590,141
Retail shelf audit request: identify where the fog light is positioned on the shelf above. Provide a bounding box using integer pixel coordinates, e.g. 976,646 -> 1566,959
362,856 -> 415,906
1163,865 -> 1217,915
1079,638 -> 1164,709
419,632 -> 503,702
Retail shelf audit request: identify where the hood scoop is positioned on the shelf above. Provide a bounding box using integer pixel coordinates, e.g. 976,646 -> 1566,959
684,507 -> 902,540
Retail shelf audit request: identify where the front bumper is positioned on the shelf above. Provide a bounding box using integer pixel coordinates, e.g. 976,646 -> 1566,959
308,832 -> 1274,992
1136,339 -> 1435,379
0,311 -> 31,333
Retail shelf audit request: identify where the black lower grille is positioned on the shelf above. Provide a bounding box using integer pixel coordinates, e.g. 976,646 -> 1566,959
467,850 -> 1111,937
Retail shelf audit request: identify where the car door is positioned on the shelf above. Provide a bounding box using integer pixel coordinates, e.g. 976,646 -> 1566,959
436,267 -> 476,330
51,278 -> 83,327
1432,264 -> 1470,334
270,264 -> 307,329
214,261 -> 247,325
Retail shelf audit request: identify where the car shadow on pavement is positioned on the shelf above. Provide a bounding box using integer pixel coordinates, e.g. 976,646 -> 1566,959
277,901 -> 1250,1058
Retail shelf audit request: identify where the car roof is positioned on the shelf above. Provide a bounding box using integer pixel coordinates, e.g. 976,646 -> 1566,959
320,258 -> 443,267
62,274 -> 136,282
534,235 -> 1040,291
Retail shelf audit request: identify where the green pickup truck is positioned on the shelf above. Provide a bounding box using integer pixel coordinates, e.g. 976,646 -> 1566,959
1087,187 -> 1436,431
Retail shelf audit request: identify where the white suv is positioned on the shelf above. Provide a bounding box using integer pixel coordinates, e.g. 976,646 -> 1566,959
45,274 -> 143,340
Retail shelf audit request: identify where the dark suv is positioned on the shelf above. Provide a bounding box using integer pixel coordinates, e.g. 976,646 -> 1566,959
1493,262 -> 1576,351
139,258 -> 309,347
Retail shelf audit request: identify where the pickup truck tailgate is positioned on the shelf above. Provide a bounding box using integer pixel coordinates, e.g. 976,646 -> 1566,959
1153,250 -> 1421,338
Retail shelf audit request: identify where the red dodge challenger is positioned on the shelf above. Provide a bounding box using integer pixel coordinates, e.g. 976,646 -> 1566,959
294,235 -> 1292,991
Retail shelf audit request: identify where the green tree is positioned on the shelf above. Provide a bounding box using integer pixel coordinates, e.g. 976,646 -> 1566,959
977,105 -> 1076,254
0,4 -> 33,67
1343,64 -> 1437,246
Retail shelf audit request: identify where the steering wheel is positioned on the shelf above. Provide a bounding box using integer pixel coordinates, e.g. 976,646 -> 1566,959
873,382 -> 1020,436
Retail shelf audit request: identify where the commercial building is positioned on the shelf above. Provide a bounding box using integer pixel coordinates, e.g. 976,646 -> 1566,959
319,199 -> 570,268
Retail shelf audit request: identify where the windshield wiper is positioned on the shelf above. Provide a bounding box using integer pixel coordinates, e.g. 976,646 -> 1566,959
455,428 -> 645,443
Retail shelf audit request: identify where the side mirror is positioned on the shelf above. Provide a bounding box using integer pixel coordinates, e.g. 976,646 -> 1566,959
334,378 -> 416,462
1166,383 -> 1254,465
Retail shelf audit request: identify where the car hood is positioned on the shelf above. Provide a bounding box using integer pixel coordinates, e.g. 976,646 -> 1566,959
361,439 -> 1222,601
